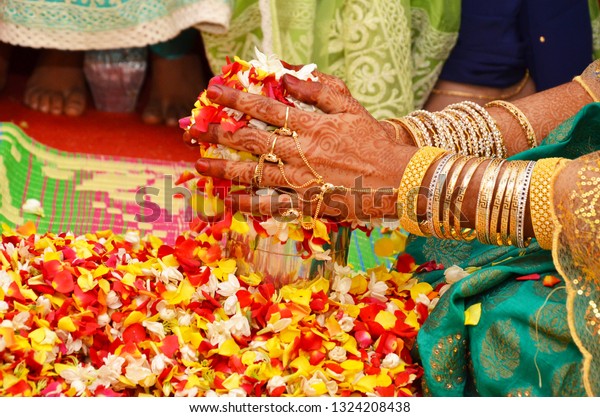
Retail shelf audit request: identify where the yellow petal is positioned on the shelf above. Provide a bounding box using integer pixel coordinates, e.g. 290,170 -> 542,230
163,279 -> 195,305
312,219 -> 330,242
161,254 -> 180,268
464,303 -> 482,326
340,359 -> 363,372
93,264 -> 110,278
375,310 -> 397,330
349,275 -> 368,295
222,373 -> 242,390
404,311 -> 420,330
58,316 -> 77,332
123,311 -> 147,327
217,259 -> 237,275
218,338 -> 240,357
308,277 -> 330,294
410,282 -> 433,301
231,212 -> 250,234
280,286 -> 311,307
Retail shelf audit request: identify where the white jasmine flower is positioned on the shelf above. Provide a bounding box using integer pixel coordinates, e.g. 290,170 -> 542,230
157,301 -> 177,321
0,270 -> 11,292
91,354 -> 126,389
259,217 -> 289,242
177,311 -> 194,327
151,353 -> 173,374
22,198 -> 44,217
338,315 -> 355,332
328,346 -> 347,363
105,290 -> 122,310
444,265 -> 469,284
267,376 -> 286,395
381,353 -> 402,369
124,230 -> 141,250
59,364 -> 96,396
206,320 -> 232,346
301,371 -> 338,396
223,294 -> 238,316
0,300 -> 8,313
248,118 -> 269,130
97,313 -> 111,327
227,313 -> 251,338
35,296 -> 52,316
365,273 -> 388,302
330,276 -> 354,305
180,344 -> 198,362
125,355 -> 153,384
217,274 -> 241,297
142,320 -> 166,339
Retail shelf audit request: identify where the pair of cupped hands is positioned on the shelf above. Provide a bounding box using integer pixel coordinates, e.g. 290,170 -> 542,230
185,69 -> 418,224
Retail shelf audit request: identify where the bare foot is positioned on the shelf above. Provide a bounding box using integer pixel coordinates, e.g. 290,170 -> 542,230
0,42 -> 11,91
142,52 -> 208,126
24,49 -> 87,116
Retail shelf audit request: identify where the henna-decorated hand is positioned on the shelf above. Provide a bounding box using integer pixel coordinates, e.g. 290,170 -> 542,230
189,73 -> 419,223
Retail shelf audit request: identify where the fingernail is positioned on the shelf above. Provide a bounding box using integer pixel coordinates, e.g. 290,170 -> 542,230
283,74 -> 300,87
195,159 -> 209,173
206,85 -> 222,100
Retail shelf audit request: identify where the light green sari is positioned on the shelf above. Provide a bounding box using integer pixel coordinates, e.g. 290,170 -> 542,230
202,0 -> 461,119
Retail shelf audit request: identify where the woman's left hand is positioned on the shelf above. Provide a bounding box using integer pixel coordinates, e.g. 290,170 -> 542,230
188,73 -> 418,223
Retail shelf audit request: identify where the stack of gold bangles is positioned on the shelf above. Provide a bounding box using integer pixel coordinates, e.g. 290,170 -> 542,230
384,100 -> 538,156
397,147 -> 566,249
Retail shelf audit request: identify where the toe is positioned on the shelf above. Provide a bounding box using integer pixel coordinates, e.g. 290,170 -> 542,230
64,89 -> 86,116
163,104 -> 181,127
38,92 -> 54,113
49,92 -> 64,115
141,100 -> 163,125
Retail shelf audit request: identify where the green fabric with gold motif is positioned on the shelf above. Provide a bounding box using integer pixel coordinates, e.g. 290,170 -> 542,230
410,103 -> 600,397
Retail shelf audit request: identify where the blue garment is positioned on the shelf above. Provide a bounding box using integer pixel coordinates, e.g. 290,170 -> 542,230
440,0 -> 593,90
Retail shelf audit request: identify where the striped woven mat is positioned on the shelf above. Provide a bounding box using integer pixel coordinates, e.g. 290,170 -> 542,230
0,122 -> 392,270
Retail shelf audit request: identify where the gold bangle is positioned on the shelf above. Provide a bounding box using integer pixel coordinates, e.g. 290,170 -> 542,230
508,161 -> 531,246
381,119 -> 403,143
572,75 -> 600,102
452,157 -> 485,241
390,117 -> 422,147
426,153 -> 455,237
485,100 -> 537,149
441,156 -> 474,239
397,147 -> 448,236
475,158 -> 504,245
404,116 -> 433,147
529,158 -> 566,249
488,162 -> 512,245
498,161 -> 525,246
431,154 -> 461,238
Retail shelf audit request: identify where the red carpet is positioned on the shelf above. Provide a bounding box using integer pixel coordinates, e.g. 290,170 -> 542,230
1,48 -> 198,163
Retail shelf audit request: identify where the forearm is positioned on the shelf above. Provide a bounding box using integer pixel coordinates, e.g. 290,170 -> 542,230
389,78 -> 594,157
407,148 -> 565,248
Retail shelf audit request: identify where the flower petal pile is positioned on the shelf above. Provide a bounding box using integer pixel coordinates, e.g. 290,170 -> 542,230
0,223 -> 443,397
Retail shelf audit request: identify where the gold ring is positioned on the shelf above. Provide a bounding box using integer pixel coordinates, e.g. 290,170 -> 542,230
281,208 -> 300,221
264,133 -> 279,163
284,106 -> 290,129
253,160 -> 264,186
275,107 -> 293,136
